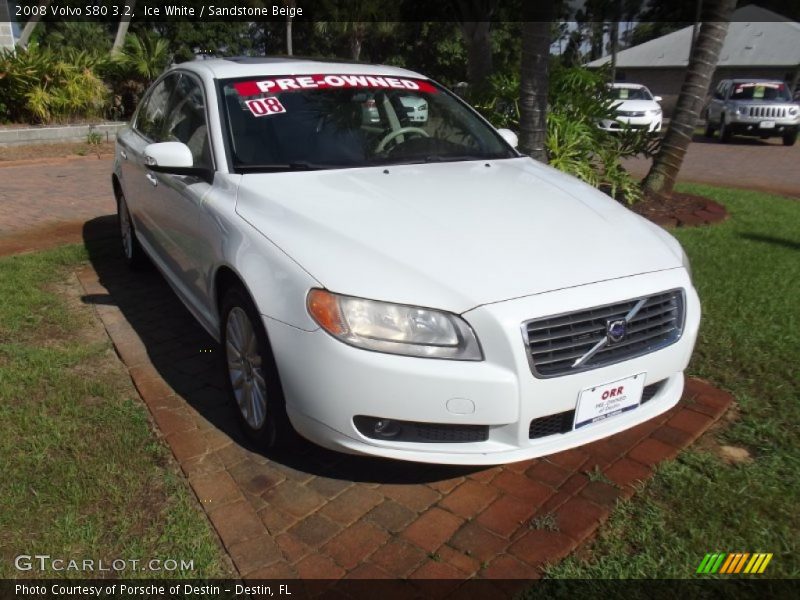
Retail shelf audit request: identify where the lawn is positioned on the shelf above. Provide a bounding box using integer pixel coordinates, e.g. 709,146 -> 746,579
544,185 -> 800,579
0,246 -> 231,579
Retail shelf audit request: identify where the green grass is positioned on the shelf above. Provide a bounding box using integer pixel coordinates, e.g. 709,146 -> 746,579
0,246 -> 230,579
542,185 -> 800,579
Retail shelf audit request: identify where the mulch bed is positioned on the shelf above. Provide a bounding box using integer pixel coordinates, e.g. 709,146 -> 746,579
631,191 -> 729,228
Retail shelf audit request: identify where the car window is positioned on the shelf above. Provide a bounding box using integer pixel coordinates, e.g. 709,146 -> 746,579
611,87 -> 652,101
220,74 -> 515,171
164,73 -> 213,169
729,82 -> 792,102
135,74 -> 178,142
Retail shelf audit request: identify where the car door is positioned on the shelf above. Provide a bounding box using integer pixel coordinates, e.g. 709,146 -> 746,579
707,81 -> 727,125
118,73 -> 180,253
143,71 -> 217,323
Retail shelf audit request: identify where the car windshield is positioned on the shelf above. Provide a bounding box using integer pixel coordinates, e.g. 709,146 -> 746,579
729,82 -> 792,101
610,86 -> 652,101
220,74 -> 515,171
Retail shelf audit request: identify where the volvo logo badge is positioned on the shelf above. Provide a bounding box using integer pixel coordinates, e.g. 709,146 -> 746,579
607,319 -> 627,343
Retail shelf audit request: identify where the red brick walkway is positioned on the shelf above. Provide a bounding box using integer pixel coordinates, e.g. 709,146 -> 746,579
75,237 -> 733,587
0,156 -> 115,255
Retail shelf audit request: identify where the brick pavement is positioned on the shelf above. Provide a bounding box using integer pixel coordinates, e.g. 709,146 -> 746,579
0,156 -> 115,254
75,233 -> 733,589
623,135 -> 800,199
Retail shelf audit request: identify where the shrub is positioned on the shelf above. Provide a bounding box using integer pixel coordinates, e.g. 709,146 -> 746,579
103,33 -> 171,119
474,66 -> 659,204
0,44 -> 109,124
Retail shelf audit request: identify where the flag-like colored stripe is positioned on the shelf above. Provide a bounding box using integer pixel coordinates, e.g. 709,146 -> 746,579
757,553 -> 773,574
719,553 -> 735,574
734,553 -> 750,573
697,553 -> 714,574
711,553 -> 726,573
744,554 -> 760,574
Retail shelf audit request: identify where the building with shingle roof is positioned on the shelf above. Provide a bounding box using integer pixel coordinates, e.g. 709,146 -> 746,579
587,5 -> 800,115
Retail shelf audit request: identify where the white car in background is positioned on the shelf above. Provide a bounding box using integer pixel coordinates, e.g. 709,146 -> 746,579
599,83 -> 663,133
399,95 -> 429,123
112,58 -> 699,465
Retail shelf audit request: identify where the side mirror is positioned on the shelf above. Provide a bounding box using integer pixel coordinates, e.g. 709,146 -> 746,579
144,142 -> 212,180
653,95 -> 663,103
497,128 -> 518,148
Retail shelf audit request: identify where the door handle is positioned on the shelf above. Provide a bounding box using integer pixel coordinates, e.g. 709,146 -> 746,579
119,150 -> 127,160
145,173 -> 158,187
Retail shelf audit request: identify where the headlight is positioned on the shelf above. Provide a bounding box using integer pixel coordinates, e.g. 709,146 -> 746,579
736,105 -> 748,115
681,247 -> 693,279
307,289 -> 483,360
789,106 -> 799,116
646,109 -> 662,116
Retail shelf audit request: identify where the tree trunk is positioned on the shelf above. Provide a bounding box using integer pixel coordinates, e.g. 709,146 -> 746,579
643,0 -> 735,199
285,0 -> 295,55
518,19 -> 552,162
112,1 -> 136,54
17,0 -> 51,47
459,22 -> 493,94
350,31 -> 362,61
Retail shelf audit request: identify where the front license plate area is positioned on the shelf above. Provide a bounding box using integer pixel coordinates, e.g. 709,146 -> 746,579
574,373 -> 646,430
760,121 -> 776,129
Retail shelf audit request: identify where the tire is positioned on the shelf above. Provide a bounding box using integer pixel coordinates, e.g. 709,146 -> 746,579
220,285 -> 296,450
783,131 -> 797,147
117,192 -> 147,269
718,118 -> 732,143
704,123 -> 715,138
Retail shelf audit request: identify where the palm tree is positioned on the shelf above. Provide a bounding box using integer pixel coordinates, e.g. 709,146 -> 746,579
115,32 -> 170,83
643,0 -> 736,199
16,0 -> 51,47
111,1 -> 136,54
283,0 -> 296,55
518,4 -> 554,162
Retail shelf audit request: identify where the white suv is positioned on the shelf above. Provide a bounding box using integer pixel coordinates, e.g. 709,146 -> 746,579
113,58 -> 699,465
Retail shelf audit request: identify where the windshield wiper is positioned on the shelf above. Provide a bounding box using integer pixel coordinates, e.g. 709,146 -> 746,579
236,162 -> 331,173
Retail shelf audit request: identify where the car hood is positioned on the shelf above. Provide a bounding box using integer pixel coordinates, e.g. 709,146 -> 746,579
612,99 -> 659,112
235,157 -> 682,313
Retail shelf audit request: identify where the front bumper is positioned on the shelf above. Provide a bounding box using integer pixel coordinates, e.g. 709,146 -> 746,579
727,116 -> 799,136
598,115 -> 661,132
266,268 -> 700,465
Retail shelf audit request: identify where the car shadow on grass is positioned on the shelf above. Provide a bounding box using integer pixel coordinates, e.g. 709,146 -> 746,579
81,215 -> 483,485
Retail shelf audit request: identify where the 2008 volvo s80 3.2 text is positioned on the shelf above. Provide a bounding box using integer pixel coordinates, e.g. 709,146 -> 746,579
113,57 -> 700,465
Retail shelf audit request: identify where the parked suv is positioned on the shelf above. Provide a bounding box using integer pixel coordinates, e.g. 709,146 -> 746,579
705,79 -> 799,146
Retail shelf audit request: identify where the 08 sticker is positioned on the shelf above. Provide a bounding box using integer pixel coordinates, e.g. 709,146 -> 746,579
244,97 -> 286,117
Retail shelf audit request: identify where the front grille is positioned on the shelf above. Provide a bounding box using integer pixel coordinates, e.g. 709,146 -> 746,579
528,381 -> 666,439
748,105 -> 787,118
353,416 -> 489,444
523,290 -> 684,378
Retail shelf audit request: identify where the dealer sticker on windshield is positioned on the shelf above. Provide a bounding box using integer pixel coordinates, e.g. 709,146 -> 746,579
244,97 -> 286,117
233,74 -> 438,97
574,373 -> 646,430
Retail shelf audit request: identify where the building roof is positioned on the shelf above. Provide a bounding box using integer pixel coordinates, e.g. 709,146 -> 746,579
587,5 -> 800,69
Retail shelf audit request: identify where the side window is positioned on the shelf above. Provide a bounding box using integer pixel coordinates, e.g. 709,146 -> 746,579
135,75 -> 178,141
713,82 -> 725,100
163,74 -> 213,169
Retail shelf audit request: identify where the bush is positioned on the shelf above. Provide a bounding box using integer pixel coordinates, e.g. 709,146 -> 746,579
474,66 -> 659,204
0,44 -> 110,124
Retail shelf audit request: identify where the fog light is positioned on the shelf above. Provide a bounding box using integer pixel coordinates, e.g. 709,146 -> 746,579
374,419 -> 400,438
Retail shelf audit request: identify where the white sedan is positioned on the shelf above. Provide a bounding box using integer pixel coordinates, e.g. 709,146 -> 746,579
599,83 -> 663,133
113,58 -> 699,465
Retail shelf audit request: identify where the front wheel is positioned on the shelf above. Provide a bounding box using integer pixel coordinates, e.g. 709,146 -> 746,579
220,285 -> 296,450
783,131 -> 797,146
